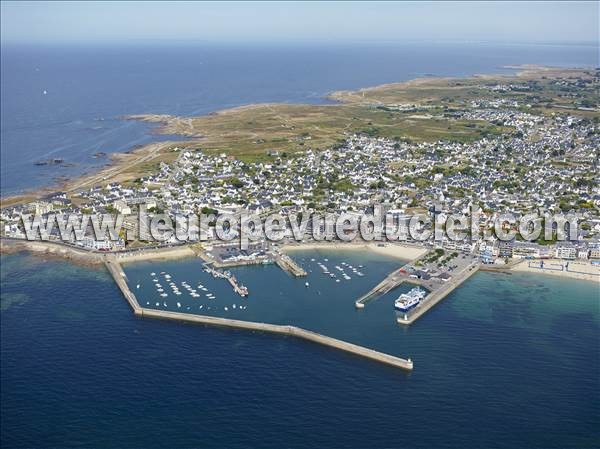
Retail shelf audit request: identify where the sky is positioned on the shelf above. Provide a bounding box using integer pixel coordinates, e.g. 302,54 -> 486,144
1,1 -> 598,45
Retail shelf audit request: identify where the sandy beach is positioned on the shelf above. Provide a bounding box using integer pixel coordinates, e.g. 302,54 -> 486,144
511,259 -> 600,283
282,241 -> 426,262
113,246 -> 197,264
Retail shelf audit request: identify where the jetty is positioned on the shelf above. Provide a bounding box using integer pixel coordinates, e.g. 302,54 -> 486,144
104,256 -> 142,315
105,258 -> 413,371
202,262 -> 249,296
274,253 -> 307,277
396,263 -> 479,325
227,275 -> 249,297
356,259 -> 480,325
202,262 -> 228,279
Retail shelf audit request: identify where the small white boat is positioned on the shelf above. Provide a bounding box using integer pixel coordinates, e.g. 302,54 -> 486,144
136,284 -> 140,289
155,302 -> 160,306
177,302 -> 181,308
151,272 -> 156,276
160,293 -> 168,298
224,307 -> 228,311
305,282 -> 309,287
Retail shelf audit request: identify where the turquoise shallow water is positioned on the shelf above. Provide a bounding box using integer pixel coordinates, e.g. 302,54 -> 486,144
1,250 -> 599,449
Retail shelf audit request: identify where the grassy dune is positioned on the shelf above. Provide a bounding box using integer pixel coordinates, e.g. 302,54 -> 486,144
130,66 -> 597,161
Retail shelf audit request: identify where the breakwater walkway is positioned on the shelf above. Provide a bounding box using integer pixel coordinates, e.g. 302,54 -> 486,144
104,256 -> 142,315
105,257 -> 413,371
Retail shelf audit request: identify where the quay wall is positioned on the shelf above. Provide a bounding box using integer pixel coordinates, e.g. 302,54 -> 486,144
397,263 -> 480,325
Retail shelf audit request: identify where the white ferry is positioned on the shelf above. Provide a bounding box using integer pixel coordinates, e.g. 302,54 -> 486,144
394,287 -> 426,313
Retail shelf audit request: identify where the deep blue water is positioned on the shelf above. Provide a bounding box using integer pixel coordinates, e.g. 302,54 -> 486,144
1,251 -> 599,449
1,42 -> 598,195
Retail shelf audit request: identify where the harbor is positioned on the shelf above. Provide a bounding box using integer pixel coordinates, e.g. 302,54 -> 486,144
107,253 -> 415,371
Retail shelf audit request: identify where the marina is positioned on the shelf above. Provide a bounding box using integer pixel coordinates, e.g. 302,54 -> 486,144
109,250 -> 417,371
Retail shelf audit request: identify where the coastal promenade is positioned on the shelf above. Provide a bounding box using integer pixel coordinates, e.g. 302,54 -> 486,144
104,256 -> 413,371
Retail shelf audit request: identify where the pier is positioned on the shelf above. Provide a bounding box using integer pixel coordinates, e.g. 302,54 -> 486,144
274,253 -> 307,277
203,262 -> 249,296
355,262 -> 422,308
396,263 -> 479,325
356,259 -> 480,325
105,258 -> 413,371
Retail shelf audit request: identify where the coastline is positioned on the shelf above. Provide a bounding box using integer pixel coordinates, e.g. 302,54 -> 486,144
0,238 -> 104,266
0,238 -> 200,266
510,259 -> 599,283
1,64 -> 588,208
3,237 -> 598,284
1,139 -> 196,208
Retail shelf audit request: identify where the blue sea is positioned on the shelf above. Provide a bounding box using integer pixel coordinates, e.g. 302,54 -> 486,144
1,251 -> 599,449
1,42 -> 598,195
1,42 -> 600,448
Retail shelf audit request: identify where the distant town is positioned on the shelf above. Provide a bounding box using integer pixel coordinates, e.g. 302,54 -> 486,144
2,68 -> 599,272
